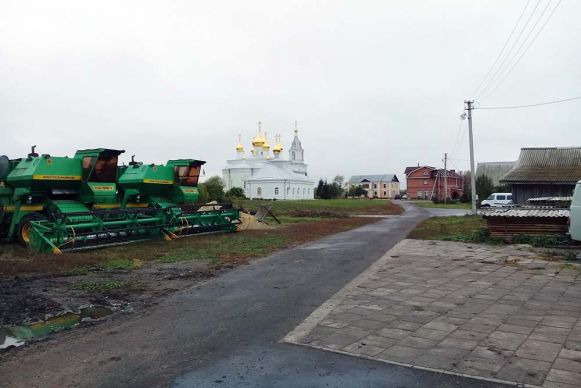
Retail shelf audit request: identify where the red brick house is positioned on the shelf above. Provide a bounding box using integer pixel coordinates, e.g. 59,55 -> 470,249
404,166 -> 465,200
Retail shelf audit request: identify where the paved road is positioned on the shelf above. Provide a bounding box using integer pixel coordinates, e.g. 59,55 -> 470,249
0,203 -> 507,387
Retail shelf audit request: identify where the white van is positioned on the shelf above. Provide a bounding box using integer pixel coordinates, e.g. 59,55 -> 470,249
570,181 -> 581,241
480,193 -> 513,207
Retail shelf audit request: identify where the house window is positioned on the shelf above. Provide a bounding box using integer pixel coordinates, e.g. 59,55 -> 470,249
373,183 -> 377,188
274,187 -> 279,195
383,191 -> 387,196
257,187 -> 262,196
417,190 -> 423,198
425,191 -> 429,198
423,180 -> 428,185
423,171 -> 428,176
383,183 -> 386,188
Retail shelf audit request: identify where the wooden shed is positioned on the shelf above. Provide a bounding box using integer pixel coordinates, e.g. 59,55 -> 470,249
499,147 -> 581,204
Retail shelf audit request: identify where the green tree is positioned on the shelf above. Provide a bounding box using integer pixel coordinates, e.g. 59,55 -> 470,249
315,179 -> 325,199
476,174 -> 494,204
225,187 -> 245,199
495,183 -> 512,193
200,175 -> 225,202
354,186 -> 368,197
460,171 -> 471,203
197,183 -> 209,204
330,175 -> 345,198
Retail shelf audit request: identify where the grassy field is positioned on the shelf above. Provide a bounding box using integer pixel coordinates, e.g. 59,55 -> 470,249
234,198 -> 403,218
409,200 -> 471,209
0,199 -> 395,277
408,215 -> 485,241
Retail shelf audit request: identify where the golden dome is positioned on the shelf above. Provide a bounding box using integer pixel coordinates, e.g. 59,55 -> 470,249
262,141 -> 271,149
252,135 -> 266,147
272,134 -> 283,153
235,143 -> 244,152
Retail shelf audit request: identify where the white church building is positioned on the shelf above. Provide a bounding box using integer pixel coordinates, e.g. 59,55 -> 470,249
222,123 -> 315,200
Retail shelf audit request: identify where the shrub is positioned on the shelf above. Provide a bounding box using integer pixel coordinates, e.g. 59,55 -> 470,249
512,234 -> 570,247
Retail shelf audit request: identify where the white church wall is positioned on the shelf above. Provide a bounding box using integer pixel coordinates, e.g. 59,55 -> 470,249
245,180 -> 314,200
222,167 -> 253,191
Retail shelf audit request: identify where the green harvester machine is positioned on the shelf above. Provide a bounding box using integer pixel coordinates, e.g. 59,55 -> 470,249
0,147 -> 239,254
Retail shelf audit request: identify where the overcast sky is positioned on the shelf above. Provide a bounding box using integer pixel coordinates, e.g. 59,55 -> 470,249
1,0 -> 580,186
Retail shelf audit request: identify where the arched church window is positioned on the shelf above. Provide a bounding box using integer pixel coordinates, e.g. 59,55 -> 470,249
292,187 -> 295,195
287,186 -> 290,194
274,187 -> 279,196
303,188 -> 305,195
292,151 -> 295,160
257,187 -> 262,196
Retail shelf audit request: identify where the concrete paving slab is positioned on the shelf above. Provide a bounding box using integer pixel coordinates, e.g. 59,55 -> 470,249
284,239 -> 581,387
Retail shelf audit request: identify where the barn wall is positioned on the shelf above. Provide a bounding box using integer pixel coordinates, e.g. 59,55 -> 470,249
511,184 -> 575,204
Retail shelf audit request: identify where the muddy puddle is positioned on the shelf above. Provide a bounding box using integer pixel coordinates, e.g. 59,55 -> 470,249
0,306 -> 113,350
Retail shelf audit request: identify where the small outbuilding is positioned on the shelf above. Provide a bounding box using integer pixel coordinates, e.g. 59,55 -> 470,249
500,147 -> 581,204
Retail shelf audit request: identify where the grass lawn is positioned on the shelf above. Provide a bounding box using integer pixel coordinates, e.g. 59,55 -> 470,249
0,217 -> 380,277
409,200 -> 471,209
233,198 -> 403,217
0,199 -> 401,277
408,215 -> 485,241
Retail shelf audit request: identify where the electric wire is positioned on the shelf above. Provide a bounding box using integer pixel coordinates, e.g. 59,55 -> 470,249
450,119 -> 466,157
479,0 -> 563,101
476,0 -> 542,100
472,0 -> 532,98
476,95 -> 581,110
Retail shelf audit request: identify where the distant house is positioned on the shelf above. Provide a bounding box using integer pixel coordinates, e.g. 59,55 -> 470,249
500,147 -> 581,204
404,166 -> 464,200
346,174 -> 400,198
476,161 -> 516,187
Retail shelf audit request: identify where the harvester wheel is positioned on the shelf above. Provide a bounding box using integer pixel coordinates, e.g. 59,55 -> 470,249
17,213 -> 44,246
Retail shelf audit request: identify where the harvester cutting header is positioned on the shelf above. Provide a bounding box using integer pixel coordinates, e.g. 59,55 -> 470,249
0,147 -> 240,254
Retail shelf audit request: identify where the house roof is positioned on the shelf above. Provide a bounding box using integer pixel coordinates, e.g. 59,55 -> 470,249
244,163 -> 311,182
500,147 -> 581,184
476,161 -> 516,186
433,169 -> 463,179
404,166 -> 435,175
347,174 -> 399,184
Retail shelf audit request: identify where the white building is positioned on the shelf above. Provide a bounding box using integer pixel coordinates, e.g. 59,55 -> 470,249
222,123 -> 315,200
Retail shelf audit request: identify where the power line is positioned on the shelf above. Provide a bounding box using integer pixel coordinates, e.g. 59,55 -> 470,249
477,0 -> 542,100
477,95 -> 581,110
450,119 -> 466,157
479,0 -> 563,101
472,0 -> 532,98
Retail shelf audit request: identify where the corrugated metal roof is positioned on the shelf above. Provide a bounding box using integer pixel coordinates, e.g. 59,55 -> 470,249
500,147 -> 581,183
476,161 -> 516,186
480,208 -> 570,218
347,174 -> 399,184
527,196 -> 573,202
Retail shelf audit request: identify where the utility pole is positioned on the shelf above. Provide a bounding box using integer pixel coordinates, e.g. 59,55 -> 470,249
464,100 -> 477,215
444,153 -> 448,205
